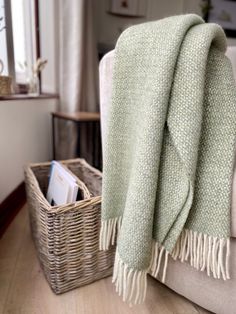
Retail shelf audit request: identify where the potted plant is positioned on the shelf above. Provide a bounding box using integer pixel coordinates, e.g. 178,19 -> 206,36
19,58 -> 48,96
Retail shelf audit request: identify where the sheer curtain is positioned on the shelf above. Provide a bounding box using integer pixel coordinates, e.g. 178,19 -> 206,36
57,0 -> 98,159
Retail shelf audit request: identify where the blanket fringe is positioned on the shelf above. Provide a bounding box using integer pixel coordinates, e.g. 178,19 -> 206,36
171,229 -> 230,280
100,220 -> 230,304
150,242 -> 169,283
99,217 -> 122,250
150,230 -> 230,283
112,251 -> 148,305
112,244 -> 170,305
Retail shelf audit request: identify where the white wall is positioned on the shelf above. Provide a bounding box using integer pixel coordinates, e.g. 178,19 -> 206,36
94,0 -> 236,48
94,0 -> 184,47
182,0 -> 236,46
0,98 -> 57,202
228,38 -> 236,46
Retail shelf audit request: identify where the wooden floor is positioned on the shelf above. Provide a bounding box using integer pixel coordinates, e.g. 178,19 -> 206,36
0,205 -> 211,314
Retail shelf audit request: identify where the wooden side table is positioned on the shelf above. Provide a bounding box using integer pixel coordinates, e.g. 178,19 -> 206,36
51,111 -> 101,169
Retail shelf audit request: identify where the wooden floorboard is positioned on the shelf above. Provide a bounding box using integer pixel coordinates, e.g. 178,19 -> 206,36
0,205 -> 211,314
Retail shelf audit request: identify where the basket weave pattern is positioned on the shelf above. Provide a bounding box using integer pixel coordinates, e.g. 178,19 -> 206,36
24,159 -> 115,294
0,75 -> 12,95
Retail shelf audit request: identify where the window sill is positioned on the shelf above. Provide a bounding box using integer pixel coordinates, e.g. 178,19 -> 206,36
0,93 -> 59,101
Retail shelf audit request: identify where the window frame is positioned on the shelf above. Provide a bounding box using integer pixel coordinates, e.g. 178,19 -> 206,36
3,0 -> 41,93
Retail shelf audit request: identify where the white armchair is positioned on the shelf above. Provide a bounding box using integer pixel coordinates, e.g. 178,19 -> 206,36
99,47 -> 236,314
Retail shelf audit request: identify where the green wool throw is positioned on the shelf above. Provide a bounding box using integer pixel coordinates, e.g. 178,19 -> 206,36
100,14 -> 236,304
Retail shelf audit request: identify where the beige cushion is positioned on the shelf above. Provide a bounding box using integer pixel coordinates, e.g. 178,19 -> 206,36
226,47 -> 236,81
99,48 -> 236,238
164,238 -> 236,314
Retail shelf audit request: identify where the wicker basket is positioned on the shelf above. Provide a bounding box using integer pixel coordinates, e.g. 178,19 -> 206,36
24,158 -> 115,294
0,75 -> 12,95
0,60 -> 12,95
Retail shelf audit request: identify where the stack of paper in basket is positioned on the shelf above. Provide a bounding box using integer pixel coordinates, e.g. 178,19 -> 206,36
47,161 -> 82,206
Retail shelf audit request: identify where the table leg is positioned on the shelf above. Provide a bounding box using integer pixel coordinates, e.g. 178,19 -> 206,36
52,115 -> 56,160
92,121 -> 97,167
76,122 -> 81,157
98,122 -> 102,171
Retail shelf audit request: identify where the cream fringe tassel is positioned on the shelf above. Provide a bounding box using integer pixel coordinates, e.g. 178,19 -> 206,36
170,229 -> 231,281
112,250 -> 149,305
100,219 -> 231,304
99,217 -> 122,250
111,244 -> 169,305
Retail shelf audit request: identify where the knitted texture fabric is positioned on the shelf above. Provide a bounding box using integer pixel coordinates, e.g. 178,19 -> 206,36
100,14 -> 236,304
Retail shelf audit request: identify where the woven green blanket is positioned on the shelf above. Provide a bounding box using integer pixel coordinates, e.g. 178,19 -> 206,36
100,14 -> 236,304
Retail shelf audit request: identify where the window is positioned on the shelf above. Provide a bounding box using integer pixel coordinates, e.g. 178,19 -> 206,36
0,0 -> 39,90
0,0 -> 9,76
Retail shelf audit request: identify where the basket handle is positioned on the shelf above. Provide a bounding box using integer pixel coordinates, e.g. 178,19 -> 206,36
0,59 -> 4,75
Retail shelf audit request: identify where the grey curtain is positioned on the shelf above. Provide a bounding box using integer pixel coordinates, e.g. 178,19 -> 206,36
57,0 -> 99,160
